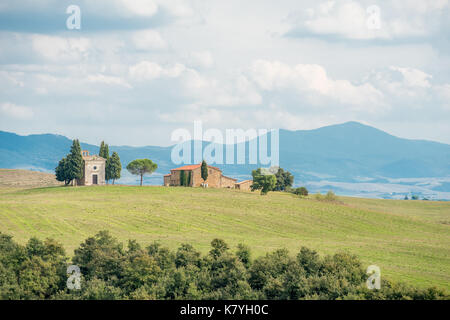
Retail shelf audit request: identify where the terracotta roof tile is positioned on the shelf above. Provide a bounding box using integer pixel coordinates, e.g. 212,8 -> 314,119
171,163 -> 221,171
236,179 -> 252,184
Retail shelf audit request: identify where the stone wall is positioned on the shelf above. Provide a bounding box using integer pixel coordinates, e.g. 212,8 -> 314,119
79,158 -> 106,185
191,167 -> 222,187
164,175 -> 170,186
235,180 -> 253,191
221,175 -> 237,188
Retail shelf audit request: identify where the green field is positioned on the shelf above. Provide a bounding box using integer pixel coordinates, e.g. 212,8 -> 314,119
0,184 -> 449,291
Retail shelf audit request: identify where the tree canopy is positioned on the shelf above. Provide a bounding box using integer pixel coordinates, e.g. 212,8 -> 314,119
126,159 -> 157,186
107,152 -> 122,184
274,168 -> 294,191
55,139 -> 84,185
251,168 -> 277,195
0,231 -> 446,300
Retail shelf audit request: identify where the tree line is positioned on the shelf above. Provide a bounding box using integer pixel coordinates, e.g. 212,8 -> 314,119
0,231 -> 446,300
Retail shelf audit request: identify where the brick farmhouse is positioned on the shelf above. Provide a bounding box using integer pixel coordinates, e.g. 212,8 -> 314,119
164,163 -> 253,191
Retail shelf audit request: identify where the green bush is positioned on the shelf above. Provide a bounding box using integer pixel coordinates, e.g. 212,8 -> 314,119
292,187 -> 309,197
0,231 -> 447,300
315,190 -> 337,202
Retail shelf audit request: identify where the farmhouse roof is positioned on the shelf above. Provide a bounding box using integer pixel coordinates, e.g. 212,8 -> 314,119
171,163 -> 221,171
221,174 -> 237,181
236,179 -> 252,184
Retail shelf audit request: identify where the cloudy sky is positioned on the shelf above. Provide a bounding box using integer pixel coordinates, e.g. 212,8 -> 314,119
0,0 -> 449,146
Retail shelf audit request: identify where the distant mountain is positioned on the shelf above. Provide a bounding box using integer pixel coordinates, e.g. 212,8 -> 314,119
279,121 -> 450,179
1,122 -> 449,199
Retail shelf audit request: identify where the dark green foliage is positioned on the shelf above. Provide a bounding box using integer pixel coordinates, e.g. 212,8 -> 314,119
251,168 -> 277,195
107,151 -> 122,184
99,141 -> 109,160
72,231 -> 125,284
236,244 -> 251,269
274,168 -> 294,191
209,239 -> 229,259
0,233 -> 67,299
55,139 -> 84,185
180,170 -> 186,187
175,244 -> 201,268
187,171 -> 192,186
201,160 -> 208,182
0,231 -> 447,300
293,187 -> 308,197
66,139 -> 84,184
55,157 -> 70,185
99,142 -> 111,182
126,159 -> 157,186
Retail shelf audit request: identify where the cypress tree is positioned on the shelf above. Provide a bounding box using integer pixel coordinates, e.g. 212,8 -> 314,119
66,139 -> 84,185
180,170 -> 186,186
99,141 -> 110,159
99,141 -> 105,158
99,141 -> 111,182
201,160 -> 208,183
107,151 -> 122,185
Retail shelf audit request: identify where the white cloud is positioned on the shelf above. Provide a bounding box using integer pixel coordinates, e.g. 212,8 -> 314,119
250,59 -> 384,110
87,74 -> 132,88
116,0 -> 158,17
288,0 -> 449,40
181,70 -> 262,107
1,102 -> 33,119
31,35 -> 91,61
0,71 -> 24,87
436,84 -> 450,110
187,51 -> 214,68
129,61 -> 186,80
0,0 -> 449,146
389,66 -> 432,88
131,29 -> 167,50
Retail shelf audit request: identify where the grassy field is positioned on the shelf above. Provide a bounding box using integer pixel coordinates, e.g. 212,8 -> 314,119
0,171 -> 449,291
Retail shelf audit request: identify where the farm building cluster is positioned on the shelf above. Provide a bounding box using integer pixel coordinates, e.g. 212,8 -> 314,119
164,164 -> 253,191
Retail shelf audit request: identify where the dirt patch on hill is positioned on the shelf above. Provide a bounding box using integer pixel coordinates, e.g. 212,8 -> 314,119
0,169 -> 64,188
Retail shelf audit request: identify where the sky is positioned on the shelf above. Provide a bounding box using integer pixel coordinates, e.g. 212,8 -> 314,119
0,0 -> 449,146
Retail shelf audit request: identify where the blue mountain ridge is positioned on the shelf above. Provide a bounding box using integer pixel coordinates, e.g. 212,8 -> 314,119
1,121 -> 449,198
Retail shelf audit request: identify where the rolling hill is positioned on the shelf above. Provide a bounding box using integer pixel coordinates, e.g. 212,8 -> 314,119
0,182 -> 448,290
1,121 -> 449,198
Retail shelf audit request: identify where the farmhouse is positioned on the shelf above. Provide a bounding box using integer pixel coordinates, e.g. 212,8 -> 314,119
163,163 -> 253,191
235,179 -> 253,191
76,150 -> 106,186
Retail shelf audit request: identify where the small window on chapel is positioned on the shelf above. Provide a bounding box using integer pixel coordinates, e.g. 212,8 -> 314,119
93,166 -> 97,170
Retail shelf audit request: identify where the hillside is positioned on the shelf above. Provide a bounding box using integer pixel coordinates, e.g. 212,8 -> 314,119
1,122 -> 450,199
0,183 -> 448,290
0,169 -> 63,188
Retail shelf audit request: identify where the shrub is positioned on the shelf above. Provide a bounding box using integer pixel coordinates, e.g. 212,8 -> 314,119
0,231 -> 447,300
293,187 -> 308,197
315,190 -> 337,202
